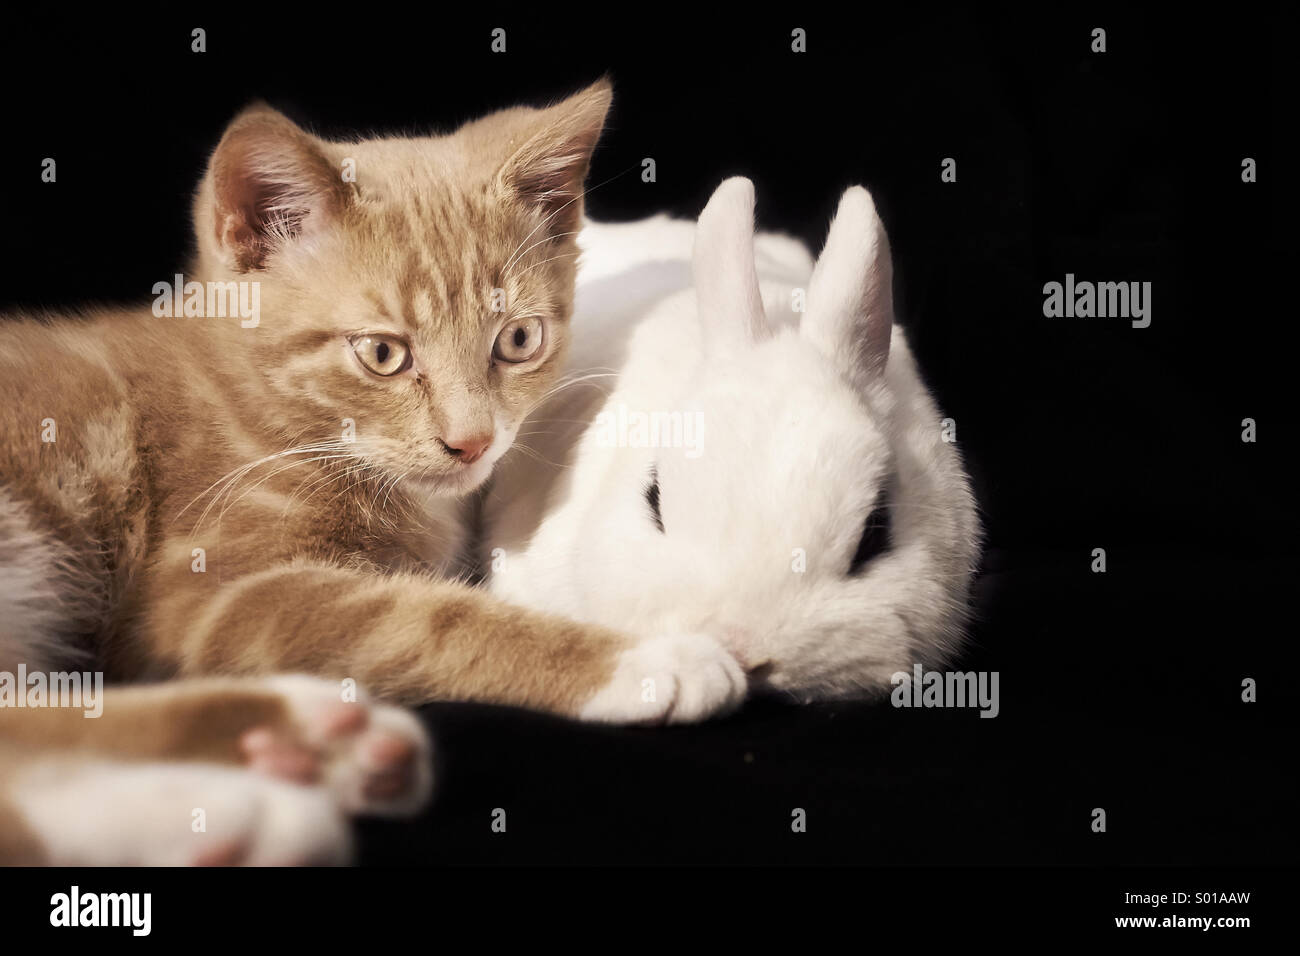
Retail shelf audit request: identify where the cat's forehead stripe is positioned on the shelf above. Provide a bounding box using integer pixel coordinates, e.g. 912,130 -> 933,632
411,288 -> 436,329
283,328 -> 337,357
363,290 -> 391,321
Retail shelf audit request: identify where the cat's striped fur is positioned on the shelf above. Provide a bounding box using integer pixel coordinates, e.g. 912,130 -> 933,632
0,81 -> 647,864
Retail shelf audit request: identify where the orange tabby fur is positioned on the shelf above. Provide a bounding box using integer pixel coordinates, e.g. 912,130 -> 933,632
0,81 -> 631,864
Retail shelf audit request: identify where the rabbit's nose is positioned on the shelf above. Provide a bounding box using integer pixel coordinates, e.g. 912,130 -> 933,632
721,630 -> 774,680
719,627 -> 758,663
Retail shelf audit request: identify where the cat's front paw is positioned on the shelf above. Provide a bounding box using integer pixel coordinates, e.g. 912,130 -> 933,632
579,633 -> 746,725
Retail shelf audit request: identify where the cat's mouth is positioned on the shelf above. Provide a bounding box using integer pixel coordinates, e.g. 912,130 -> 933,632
403,460 -> 493,496
398,431 -> 509,497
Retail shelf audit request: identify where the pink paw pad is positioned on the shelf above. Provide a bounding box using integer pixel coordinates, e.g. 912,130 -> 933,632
239,728 -> 320,784
359,733 -> 417,800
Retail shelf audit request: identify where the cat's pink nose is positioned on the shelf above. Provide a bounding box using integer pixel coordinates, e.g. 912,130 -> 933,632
441,433 -> 492,465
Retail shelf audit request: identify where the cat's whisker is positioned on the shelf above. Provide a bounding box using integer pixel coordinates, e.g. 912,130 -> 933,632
292,472 -> 355,516
508,440 -> 573,470
217,454 -> 362,524
518,414 -> 607,428
502,232 -> 579,278
500,161 -> 643,274
273,452 -> 373,520
295,459 -> 379,514
178,440 -> 355,528
526,370 -> 620,413
507,250 -> 583,283
192,442 -> 357,534
377,470 -> 411,522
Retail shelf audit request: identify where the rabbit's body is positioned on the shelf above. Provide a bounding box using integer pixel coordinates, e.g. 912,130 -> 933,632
482,180 -> 979,706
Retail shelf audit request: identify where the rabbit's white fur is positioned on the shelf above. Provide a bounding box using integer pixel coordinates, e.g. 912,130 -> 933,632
483,178 -> 980,702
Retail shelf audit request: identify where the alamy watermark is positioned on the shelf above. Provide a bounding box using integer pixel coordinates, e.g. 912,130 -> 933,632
0,665 -> 103,717
152,273 -> 260,328
891,664 -> 999,718
1042,274 -> 1151,328
50,886 -> 151,936
593,403 -> 705,459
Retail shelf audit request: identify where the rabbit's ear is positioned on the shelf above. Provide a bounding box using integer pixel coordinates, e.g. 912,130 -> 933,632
802,186 -> 893,390
693,177 -> 771,353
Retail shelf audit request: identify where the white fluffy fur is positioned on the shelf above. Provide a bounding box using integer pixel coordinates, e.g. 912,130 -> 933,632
12,758 -> 352,866
482,178 -> 980,703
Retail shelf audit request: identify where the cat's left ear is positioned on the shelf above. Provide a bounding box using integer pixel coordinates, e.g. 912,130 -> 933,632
198,103 -> 348,273
495,78 -> 613,239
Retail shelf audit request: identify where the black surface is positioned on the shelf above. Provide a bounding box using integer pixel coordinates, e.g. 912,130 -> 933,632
1,7 -> 1288,866
355,550 -> 1289,865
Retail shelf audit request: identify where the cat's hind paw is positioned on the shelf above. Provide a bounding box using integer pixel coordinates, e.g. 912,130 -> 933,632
13,759 -> 353,866
242,675 -> 434,819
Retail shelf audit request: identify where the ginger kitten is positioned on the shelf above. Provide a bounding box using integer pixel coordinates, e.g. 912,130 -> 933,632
0,81 -> 740,865
1,80 -> 624,703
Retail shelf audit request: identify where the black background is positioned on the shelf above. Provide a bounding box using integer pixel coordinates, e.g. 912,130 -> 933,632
0,6 -> 1289,868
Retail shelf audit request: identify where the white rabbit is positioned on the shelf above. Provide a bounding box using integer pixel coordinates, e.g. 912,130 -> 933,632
481,177 -> 980,709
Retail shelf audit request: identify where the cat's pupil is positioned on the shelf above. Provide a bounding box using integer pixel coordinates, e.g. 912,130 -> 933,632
376,342 -> 390,364
513,327 -> 527,349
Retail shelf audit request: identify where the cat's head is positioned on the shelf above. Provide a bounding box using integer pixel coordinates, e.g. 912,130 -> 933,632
191,80 -> 612,494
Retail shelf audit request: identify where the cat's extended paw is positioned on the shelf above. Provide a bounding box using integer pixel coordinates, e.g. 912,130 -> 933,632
579,633 -> 746,725
241,675 -> 433,819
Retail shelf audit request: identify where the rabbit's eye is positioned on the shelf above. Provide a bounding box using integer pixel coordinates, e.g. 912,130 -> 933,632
848,491 -> 891,575
645,465 -> 664,533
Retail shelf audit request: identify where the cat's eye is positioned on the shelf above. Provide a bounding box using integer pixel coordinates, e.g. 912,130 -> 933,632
493,316 -> 544,364
645,465 -> 664,533
848,491 -> 891,575
351,334 -> 411,376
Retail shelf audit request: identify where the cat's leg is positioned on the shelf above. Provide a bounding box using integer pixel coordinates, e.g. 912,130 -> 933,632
3,748 -> 352,866
0,772 -> 49,865
0,485 -> 106,673
146,561 -> 746,723
0,675 -> 433,818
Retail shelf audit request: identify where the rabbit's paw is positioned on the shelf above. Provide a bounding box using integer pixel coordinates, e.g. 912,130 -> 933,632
579,633 -> 746,725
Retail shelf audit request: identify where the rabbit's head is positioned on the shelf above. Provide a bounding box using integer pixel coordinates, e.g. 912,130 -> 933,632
495,178 -> 979,700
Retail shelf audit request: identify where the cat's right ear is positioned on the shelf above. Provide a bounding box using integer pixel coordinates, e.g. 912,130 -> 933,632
199,103 -> 348,273
495,78 -> 613,240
